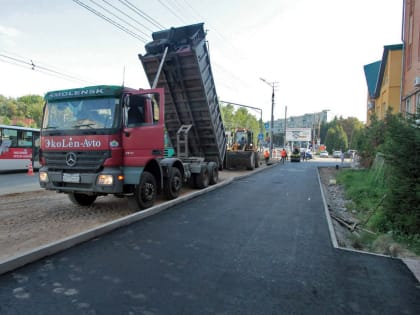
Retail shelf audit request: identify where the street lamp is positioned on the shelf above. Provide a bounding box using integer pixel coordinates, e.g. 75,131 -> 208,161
260,78 -> 278,158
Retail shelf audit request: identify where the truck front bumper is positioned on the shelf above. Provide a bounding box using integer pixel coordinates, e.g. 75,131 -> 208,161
39,167 -> 124,194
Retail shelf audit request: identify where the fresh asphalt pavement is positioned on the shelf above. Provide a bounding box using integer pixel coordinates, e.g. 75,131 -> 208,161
0,162 -> 419,314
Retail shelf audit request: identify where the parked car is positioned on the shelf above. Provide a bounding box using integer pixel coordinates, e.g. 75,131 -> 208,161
319,151 -> 329,158
345,149 -> 357,158
305,151 -> 313,159
333,150 -> 342,158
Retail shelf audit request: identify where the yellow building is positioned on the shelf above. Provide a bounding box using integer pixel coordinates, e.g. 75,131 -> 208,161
364,44 -> 403,124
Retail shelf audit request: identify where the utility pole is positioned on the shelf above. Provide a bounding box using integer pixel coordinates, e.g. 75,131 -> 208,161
284,105 -> 287,148
260,78 -> 278,158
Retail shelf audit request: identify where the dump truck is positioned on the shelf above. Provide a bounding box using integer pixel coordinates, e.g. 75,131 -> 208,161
139,23 -> 226,168
38,23 -> 226,210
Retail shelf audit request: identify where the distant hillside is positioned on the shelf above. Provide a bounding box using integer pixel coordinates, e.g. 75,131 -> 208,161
0,94 -> 43,128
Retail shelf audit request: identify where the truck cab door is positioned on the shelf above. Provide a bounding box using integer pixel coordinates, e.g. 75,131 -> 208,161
122,88 -> 165,167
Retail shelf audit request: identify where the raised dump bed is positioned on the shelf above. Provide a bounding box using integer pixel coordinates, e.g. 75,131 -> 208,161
139,23 -> 226,167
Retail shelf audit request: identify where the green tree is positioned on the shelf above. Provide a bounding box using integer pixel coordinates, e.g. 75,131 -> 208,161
220,103 -> 235,130
325,124 -> 348,153
340,117 -> 364,149
382,112 -> 420,235
18,95 -> 44,127
0,94 -> 44,127
357,114 -> 386,167
220,102 -> 260,145
320,116 -> 364,151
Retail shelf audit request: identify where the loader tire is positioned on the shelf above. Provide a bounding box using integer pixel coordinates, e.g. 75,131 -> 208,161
254,152 -> 260,168
246,153 -> 255,170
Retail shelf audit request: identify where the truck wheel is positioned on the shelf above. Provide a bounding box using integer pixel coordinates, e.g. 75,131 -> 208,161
194,164 -> 209,189
246,153 -> 255,170
134,171 -> 157,209
68,193 -> 97,206
164,167 -> 182,200
208,162 -> 218,185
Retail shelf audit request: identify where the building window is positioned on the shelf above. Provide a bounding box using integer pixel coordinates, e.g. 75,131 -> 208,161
418,26 -> 420,61
405,98 -> 411,115
407,14 -> 414,69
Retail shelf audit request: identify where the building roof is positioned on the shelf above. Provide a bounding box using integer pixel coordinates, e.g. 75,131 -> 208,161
363,61 -> 381,98
374,44 -> 403,98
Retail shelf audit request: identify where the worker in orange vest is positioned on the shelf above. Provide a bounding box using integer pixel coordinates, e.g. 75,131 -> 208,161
264,150 -> 270,164
281,148 -> 287,164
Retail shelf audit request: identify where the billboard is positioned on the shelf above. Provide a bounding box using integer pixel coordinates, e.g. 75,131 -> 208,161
286,128 -> 311,142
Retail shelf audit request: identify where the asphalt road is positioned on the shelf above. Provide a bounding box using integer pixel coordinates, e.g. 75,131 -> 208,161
0,161 -> 419,314
0,171 -> 40,195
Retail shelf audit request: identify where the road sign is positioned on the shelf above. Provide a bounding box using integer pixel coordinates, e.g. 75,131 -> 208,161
286,128 -> 311,142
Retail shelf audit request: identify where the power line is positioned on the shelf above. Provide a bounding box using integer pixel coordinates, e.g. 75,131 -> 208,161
100,0 -> 155,33
173,0 -> 254,93
117,0 -> 165,30
0,53 -> 97,84
180,0 -> 204,21
70,0 -> 258,101
72,0 -> 148,42
157,0 -> 189,25
88,0 -> 150,40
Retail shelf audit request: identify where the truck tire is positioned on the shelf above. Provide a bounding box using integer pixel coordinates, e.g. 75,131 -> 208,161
194,164 -> 209,189
134,171 -> 157,209
246,153 -> 255,170
208,162 -> 219,185
163,167 -> 182,200
68,193 -> 97,206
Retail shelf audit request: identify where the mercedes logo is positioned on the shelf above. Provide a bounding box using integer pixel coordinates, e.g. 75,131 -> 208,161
66,152 -> 77,167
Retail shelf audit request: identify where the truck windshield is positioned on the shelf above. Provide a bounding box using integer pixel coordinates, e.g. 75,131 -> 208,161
43,97 -> 119,130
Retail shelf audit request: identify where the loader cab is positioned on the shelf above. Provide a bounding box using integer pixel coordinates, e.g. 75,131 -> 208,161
234,129 -> 254,151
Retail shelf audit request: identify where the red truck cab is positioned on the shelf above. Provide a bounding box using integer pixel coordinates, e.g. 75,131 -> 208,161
39,85 -> 168,208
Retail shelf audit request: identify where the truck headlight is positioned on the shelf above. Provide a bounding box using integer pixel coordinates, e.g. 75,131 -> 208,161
39,171 -> 49,182
97,174 -> 113,185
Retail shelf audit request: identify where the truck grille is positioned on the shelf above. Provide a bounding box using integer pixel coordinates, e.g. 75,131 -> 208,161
43,150 -> 111,172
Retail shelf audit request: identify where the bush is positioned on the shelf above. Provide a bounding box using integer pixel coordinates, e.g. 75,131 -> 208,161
382,113 -> 420,235
366,208 -> 391,232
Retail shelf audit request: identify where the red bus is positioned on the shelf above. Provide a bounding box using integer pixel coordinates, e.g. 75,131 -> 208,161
0,124 -> 40,172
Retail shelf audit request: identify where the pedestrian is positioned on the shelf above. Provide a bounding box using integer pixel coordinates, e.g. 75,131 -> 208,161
264,150 -> 270,164
340,151 -> 344,165
281,148 -> 287,164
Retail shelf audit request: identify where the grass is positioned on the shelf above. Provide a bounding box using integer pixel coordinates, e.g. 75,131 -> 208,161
335,168 -> 420,257
336,169 -> 386,220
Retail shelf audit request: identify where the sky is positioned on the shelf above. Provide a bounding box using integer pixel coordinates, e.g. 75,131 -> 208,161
0,0 -> 403,123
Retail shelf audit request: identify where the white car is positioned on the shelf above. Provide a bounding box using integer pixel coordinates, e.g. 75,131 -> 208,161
333,151 -> 342,158
319,151 -> 329,158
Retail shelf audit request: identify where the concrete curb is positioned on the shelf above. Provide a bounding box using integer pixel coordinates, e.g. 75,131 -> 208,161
0,162 -> 278,275
317,168 -> 420,283
317,169 -> 339,249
